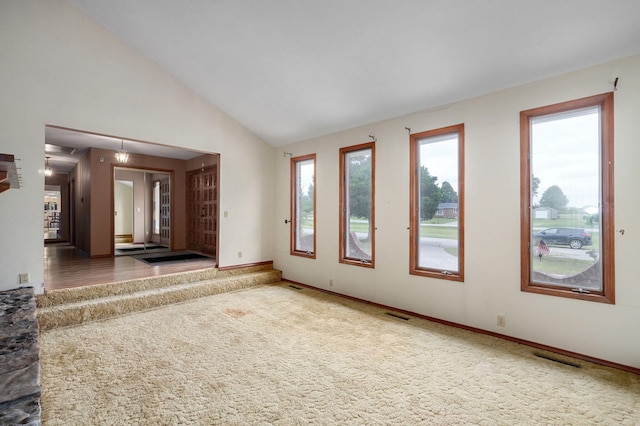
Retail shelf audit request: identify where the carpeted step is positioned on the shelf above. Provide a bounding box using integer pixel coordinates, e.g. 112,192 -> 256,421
37,268 -> 282,330
36,268 -> 220,309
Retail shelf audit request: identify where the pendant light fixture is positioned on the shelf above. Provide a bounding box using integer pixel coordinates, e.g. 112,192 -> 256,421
44,156 -> 53,177
115,139 -> 129,164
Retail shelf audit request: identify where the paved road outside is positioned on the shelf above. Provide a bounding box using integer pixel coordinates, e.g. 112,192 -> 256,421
418,237 -> 458,271
418,236 -> 597,272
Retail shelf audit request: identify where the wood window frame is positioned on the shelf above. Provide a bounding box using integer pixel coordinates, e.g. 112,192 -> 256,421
520,92 -> 615,304
290,154 -> 316,258
339,142 -> 375,268
409,124 -> 465,281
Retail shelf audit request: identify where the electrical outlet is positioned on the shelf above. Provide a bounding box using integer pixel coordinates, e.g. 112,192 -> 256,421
329,279 -> 333,287
496,315 -> 506,327
237,251 -> 242,258
19,273 -> 30,284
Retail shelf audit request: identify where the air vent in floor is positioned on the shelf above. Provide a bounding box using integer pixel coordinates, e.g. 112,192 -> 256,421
534,352 -> 581,368
385,312 -> 410,321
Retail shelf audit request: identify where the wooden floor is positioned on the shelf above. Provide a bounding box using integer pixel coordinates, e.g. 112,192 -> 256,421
44,243 -> 217,291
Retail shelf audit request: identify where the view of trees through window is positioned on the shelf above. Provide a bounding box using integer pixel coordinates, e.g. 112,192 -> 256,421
340,143 -> 374,266
286,94 -> 613,303
528,106 -> 603,290
410,124 -> 464,280
291,155 -> 315,257
521,92 -> 614,304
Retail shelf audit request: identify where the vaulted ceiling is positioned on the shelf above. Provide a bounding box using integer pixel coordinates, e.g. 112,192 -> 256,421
67,0 -> 640,146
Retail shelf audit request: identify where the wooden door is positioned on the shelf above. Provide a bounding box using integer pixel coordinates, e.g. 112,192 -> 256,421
160,179 -> 171,246
186,166 -> 217,256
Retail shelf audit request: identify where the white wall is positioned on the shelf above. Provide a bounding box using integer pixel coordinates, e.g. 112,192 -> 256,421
0,1 -> 275,292
1,0 -> 637,370
274,54 -> 640,369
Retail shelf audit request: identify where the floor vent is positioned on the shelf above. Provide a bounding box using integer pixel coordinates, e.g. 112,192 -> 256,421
385,312 -> 410,321
534,352 -> 581,368
288,285 -> 302,290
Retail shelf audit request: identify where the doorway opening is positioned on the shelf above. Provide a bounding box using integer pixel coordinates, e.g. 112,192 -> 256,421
44,186 -> 62,241
44,125 -> 220,291
114,167 -> 172,256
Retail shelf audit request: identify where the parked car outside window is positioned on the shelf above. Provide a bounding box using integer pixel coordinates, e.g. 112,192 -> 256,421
533,227 -> 592,249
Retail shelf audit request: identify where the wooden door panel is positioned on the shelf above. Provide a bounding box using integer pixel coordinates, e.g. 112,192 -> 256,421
187,166 -> 217,256
160,180 -> 170,246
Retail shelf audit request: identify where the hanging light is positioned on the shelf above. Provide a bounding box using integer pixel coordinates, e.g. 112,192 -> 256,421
44,156 -> 53,177
115,139 -> 129,164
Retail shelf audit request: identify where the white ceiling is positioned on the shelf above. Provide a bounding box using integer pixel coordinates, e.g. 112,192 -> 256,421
64,0 -> 640,147
45,126 -> 208,173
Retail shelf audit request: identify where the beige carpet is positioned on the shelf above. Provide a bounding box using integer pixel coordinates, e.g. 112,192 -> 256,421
40,283 -> 640,425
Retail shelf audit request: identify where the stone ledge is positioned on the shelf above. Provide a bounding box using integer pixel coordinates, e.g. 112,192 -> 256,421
0,287 -> 41,425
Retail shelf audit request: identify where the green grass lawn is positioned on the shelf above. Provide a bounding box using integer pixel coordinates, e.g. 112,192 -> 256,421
421,225 -> 458,239
445,248 -> 458,257
338,216 -> 597,277
348,221 -> 370,233
337,216 -> 600,278
532,213 -> 598,229
532,256 -> 595,276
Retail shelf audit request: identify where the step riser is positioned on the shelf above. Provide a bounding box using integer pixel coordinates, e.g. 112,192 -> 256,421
37,268 -> 220,308
38,270 -> 281,330
38,264 -> 276,308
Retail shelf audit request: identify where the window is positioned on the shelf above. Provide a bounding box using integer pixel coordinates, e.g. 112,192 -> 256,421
340,142 -> 375,267
520,93 -> 614,303
290,154 -> 316,257
410,124 -> 464,281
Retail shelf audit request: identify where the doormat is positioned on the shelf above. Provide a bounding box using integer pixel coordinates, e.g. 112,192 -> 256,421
116,245 -> 166,253
133,252 -> 212,265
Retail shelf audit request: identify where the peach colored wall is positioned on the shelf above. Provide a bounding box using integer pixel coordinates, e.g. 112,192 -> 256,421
185,154 -> 219,172
87,148 -> 188,257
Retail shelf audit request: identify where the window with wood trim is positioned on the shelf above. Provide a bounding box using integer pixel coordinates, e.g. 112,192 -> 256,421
339,142 -> 375,267
410,124 -> 464,281
520,92 -> 614,303
290,154 -> 316,258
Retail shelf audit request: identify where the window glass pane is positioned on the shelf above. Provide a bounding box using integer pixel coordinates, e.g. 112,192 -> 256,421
153,181 -> 160,235
345,149 -> 372,261
530,106 -> 602,291
416,133 -> 460,273
339,142 -> 375,267
293,157 -> 315,255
